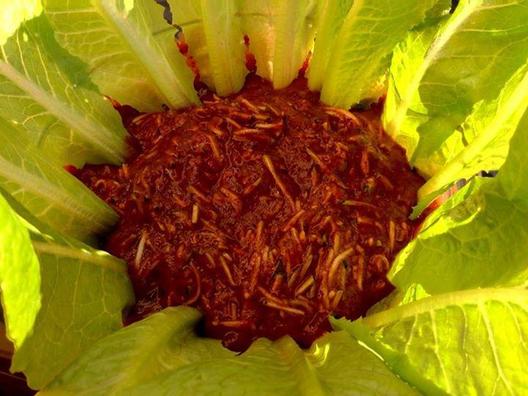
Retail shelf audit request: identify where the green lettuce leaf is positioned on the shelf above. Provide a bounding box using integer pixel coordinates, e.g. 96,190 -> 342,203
382,19 -> 444,174
167,0 -> 247,96
0,13 -> 128,166
335,287 -> 528,395
0,119 -> 117,242
0,193 -> 40,350
389,177 -> 528,293
389,105 -> 528,295
495,107 -> 528,203
41,306 -> 418,395
44,0 -> 199,112
199,0 -> 248,95
418,63 -> 528,198
238,0 -> 319,89
306,0 -> 353,92
319,0 -> 449,109
162,1 -> 209,84
383,0 -> 528,177
8,205 -> 134,389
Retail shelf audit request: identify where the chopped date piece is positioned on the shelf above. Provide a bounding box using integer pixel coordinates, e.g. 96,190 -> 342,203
75,75 -> 424,352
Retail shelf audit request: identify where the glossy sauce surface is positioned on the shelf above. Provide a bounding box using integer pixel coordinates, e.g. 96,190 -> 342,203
76,76 -> 424,351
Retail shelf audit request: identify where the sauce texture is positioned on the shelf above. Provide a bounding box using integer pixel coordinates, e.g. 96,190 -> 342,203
75,76 -> 424,351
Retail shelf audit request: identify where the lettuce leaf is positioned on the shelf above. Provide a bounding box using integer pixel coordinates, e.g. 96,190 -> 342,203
162,1 -> 211,85
494,110 -> 528,203
319,0 -> 449,109
41,307 -> 418,395
383,0 -> 528,177
347,10 -> 528,393
0,193 -> 40,350
418,63 -> 528,198
238,0 -> 319,89
44,0 -> 199,112
0,119 -> 117,242
382,20 -> 444,173
162,0 -> 248,96
4,200 -> 134,389
389,105 -> 528,295
390,177 -> 528,293
199,0 -> 248,95
306,0 -> 353,92
0,13 -> 128,166
336,287 -> 528,395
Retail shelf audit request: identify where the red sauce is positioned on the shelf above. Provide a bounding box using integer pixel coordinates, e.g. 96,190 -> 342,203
75,75 -> 424,351
243,35 -> 257,72
175,34 -> 200,82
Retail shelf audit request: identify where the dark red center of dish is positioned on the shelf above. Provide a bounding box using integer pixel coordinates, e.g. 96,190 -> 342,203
75,75 -> 424,351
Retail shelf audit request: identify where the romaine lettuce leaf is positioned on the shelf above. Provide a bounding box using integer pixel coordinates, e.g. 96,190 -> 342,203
308,0 -> 447,94
162,0 -> 248,96
238,0 -> 319,89
44,0 -> 199,112
335,287 -> 528,395
382,20 -> 444,173
199,0 -> 248,95
306,0 -> 353,92
389,106 -> 528,295
162,1 -> 211,85
0,193 -> 40,350
7,203 -> 134,389
418,63 -> 528,198
41,306 -> 418,395
495,108 -> 528,203
0,119 -> 117,242
390,178 -> 528,293
0,14 -> 128,166
383,0 -> 528,178
319,0 -> 449,109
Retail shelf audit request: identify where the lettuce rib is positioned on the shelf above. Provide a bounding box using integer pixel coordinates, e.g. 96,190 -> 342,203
237,0 -> 319,89
307,0 -> 353,92
164,0 -> 247,96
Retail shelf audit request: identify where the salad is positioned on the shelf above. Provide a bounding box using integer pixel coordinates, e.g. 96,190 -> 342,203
0,0 -> 527,395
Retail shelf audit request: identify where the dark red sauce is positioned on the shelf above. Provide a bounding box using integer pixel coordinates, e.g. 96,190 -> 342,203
243,35 -> 257,73
75,75 -> 424,351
